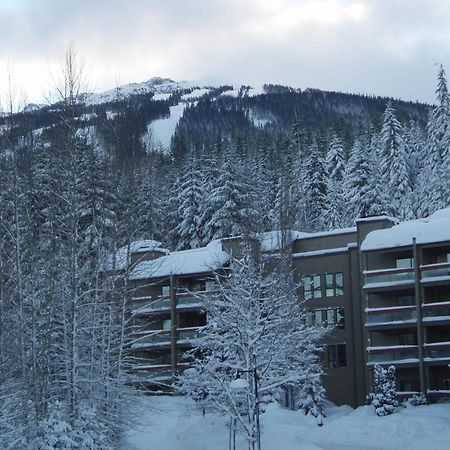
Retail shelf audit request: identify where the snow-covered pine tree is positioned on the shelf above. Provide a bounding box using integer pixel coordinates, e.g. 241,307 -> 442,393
344,136 -> 372,219
418,65 -> 450,215
205,150 -> 261,240
324,134 -> 347,228
379,101 -> 412,219
304,139 -> 327,230
175,157 -> 205,249
369,364 -> 398,416
178,243 -> 327,449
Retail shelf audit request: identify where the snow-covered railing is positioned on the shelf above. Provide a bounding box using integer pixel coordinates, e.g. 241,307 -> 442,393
131,330 -> 172,349
132,293 -> 205,315
177,327 -> 202,344
365,305 -> 416,326
367,345 -> 419,364
428,389 -> 450,396
363,267 -> 415,287
422,301 -> 450,320
420,262 -> 450,282
423,341 -> 450,360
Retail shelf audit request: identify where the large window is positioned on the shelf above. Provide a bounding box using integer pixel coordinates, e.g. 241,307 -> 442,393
437,253 -> 450,264
325,272 -> 344,297
303,275 -> 321,300
327,344 -> 346,368
307,308 -> 345,329
398,295 -> 415,306
396,258 -> 414,269
161,285 -> 171,297
399,333 -> 416,346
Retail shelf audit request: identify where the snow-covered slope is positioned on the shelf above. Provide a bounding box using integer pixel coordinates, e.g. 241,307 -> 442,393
82,77 -> 194,106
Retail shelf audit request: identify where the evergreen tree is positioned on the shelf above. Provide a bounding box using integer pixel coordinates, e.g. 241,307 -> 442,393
175,158 -> 205,249
304,140 -> 327,230
205,152 -> 261,240
369,364 -> 398,416
324,135 -> 347,228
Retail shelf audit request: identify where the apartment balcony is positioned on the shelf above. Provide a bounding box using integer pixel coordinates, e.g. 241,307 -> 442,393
363,267 -> 416,291
177,327 -> 201,346
367,345 -> 419,366
422,301 -> 450,325
131,330 -> 172,349
365,305 -> 417,329
424,341 -> 450,365
421,263 -> 450,286
132,293 -> 205,315
130,364 -> 173,384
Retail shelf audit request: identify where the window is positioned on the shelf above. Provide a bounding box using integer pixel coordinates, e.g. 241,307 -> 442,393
443,378 -> 450,390
161,285 -> 170,297
396,258 -> 414,269
303,275 -> 321,300
335,273 -> 344,296
399,333 -> 416,346
162,319 -> 172,330
399,379 -> 420,392
327,344 -> 346,368
326,274 -> 334,297
325,272 -> 344,297
326,309 -> 335,327
398,295 -> 415,306
437,253 -> 450,264
314,310 -> 323,326
313,275 -> 321,299
337,308 -> 345,329
304,276 -> 313,300
308,308 -> 345,329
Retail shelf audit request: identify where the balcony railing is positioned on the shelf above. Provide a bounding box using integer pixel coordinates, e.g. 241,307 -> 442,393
421,263 -> 450,283
131,330 -> 171,349
366,305 -> 417,327
177,327 -> 201,344
363,267 -> 415,289
424,342 -> 450,361
132,293 -> 206,315
422,301 -> 450,322
367,345 -> 419,364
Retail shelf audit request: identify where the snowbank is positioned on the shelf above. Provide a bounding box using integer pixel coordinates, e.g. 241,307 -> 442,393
123,395 -> 450,450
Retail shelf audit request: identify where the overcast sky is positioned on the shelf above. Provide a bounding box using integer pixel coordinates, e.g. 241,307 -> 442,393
1,0 -> 450,105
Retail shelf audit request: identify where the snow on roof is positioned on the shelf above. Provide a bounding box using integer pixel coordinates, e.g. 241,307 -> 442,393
356,215 -> 399,224
259,231 -> 309,252
361,207 -> 450,252
293,246 -> 349,259
299,227 -> 357,239
130,240 -> 231,280
106,240 -> 169,271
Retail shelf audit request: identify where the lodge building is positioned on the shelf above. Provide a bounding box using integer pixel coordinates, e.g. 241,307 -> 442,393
124,208 -> 450,408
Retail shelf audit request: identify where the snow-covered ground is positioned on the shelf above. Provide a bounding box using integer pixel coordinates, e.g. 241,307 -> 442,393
123,395 -> 450,450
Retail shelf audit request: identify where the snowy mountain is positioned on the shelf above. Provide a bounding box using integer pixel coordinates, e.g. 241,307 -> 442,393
5,76 -> 429,157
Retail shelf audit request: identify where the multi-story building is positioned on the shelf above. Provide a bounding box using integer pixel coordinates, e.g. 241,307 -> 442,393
124,207 -> 450,406
361,209 -> 450,402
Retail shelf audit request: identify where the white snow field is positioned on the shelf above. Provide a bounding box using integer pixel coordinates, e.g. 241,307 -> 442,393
123,395 -> 450,450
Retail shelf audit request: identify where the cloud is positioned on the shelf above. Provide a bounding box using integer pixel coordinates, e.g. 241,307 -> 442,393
0,0 -> 449,104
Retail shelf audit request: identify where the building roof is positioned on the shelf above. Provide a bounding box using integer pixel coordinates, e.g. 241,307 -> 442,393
361,207 -> 450,252
129,240 -> 231,280
105,240 -> 169,271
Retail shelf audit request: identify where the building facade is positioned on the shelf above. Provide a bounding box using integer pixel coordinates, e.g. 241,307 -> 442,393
124,208 -> 450,407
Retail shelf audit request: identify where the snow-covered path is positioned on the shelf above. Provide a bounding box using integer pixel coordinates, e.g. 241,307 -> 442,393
122,395 -> 450,450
